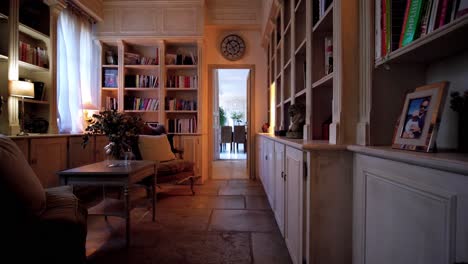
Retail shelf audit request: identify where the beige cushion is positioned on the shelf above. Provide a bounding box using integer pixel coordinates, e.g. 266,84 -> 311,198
138,135 -> 176,162
0,135 -> 46,217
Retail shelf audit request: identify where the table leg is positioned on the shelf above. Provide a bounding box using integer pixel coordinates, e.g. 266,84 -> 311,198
151,182 -> 156,222
124,186 -> 130,246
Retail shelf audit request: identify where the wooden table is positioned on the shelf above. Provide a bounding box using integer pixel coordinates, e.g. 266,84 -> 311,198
57,160 -> 158,245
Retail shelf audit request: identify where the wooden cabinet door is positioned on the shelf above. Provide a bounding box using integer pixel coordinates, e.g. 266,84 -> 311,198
11,138 -> 29,160
94,135 -> 109,162
68,136 -> 95,168
265,138 -> 275,207
181,136 -> 201,178
30,137 -> 68,188
285,146 -> 304,264
274,141 -> 285,237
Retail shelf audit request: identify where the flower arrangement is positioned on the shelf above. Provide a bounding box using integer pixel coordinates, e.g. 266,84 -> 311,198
82,110 -> 144,159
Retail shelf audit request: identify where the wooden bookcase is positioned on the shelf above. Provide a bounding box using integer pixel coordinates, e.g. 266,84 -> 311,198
0,4 -> 51,135
358,0 -> 468,149
98,38 -> 202,180
266,0 -> 358,144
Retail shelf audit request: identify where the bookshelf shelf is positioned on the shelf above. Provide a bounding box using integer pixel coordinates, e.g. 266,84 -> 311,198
165,65 -> 197,69
102,87 -> 118,91
375,15 -> 468,67
313,4 -> 333,33
284,98 -> 292,104
102,65 -> 118,68
295,39 -> 307,55
284,58 -> 292,69
124,65 -> 159,70
124,88 -> 159,91
295,89 -> 307,97
24,99 -> 49,105
294,0 -> 302,12
285,21 -> 292,34
18,60 -> 49,72
0,54 -> 7,61
312,73 -> 333,89
166,88 -> 197,91
124,110 -> 159,113
165,110 -> 197,114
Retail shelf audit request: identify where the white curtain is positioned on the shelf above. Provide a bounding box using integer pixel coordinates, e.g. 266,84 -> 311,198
57,8 -> 99,133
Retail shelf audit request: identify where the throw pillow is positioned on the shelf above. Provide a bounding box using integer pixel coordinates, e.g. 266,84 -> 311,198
138,135 -> 176,162
142,124 -> 166,135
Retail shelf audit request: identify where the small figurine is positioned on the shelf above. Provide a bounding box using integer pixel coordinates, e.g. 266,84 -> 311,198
286,103 -> 305,139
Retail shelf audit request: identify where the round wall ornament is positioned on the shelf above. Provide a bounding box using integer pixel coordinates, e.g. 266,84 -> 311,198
220,34 -> 246,61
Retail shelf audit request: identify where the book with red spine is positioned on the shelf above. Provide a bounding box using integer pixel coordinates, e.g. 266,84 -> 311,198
437,0 -> 450,28
382,0 -> 388,56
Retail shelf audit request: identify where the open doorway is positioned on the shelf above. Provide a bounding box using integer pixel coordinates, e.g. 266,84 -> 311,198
209,66 -> 254,180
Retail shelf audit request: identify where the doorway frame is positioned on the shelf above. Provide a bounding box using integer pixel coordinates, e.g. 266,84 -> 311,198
207,64 -> 256,180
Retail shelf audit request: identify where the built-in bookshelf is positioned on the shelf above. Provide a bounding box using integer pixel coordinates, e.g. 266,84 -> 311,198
0,8 -> 51,134
359,0 -> 468,150
99,39 -> 200,135
267,0 -> 358,142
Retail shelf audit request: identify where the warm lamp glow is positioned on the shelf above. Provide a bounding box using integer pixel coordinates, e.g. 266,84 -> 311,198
82,102 -> 98,110
269,82 -> 276,134
8,80 -> 34,98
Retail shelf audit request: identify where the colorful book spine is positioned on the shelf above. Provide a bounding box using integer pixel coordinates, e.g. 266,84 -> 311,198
420,0 -> 434,37
382,0 -> 388,56
437,0 -> 450,27
399,0 -> 425,47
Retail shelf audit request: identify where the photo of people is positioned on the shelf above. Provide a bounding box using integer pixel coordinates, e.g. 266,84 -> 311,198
400,96 -> 431,139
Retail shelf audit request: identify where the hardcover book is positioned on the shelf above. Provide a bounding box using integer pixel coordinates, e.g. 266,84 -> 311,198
400,0 -> 425,47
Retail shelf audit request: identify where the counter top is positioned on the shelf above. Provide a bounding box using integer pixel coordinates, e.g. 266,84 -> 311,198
8,133 -> 86,139
348,145 -> 468,175
257,133 -> 347,151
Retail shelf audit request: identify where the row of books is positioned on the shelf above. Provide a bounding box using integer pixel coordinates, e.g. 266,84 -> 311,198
166,75 -> 198,88
165,51 -> 197,65
124,50 -> 159,65
124,97 -> 159,111
125,75 -> 159,88
165,98 -> 197,111
105,96 -> 118,110
324,36 -> 333,75
19,41 -> 48,68
166,118 -> 197,133
376,0 -> 468,59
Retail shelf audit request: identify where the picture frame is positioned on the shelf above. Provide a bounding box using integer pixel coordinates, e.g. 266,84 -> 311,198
392,81 -> 448,152
103,68 -> 118,88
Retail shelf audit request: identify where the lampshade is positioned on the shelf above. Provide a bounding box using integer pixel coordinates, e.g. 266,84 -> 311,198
8,80 -> 34,98
82,102 -> 99,110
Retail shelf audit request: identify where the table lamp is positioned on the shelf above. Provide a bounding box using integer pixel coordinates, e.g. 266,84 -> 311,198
82,102 -> 99,126
9,80 -> 34,136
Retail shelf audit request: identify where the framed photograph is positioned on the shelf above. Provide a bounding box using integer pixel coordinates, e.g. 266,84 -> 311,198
392,82 -> 448,152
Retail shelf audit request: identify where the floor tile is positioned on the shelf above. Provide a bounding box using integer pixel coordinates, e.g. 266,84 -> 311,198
209,209 -> 277,232
252,232 -> 292,264
156,195 -> 245,209
219,185 -> 266,196
246,196 -> 271,210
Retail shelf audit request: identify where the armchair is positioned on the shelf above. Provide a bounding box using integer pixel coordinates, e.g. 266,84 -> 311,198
0,135 -> 87,264
136,134 -> 197,195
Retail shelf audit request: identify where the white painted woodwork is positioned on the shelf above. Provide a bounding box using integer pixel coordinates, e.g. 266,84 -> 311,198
266,138 -> 275,207
284,145 -> 303,264
353,152 -> 468,263
71,0 -> 104,21
95,1 -> 204,37
274,141 -> 285,236
205,0 -> 261,26
68,136 -> 95,168
30,137 -> 68,187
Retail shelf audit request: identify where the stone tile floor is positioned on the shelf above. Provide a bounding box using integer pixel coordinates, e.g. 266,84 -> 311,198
85,179 -> 292,264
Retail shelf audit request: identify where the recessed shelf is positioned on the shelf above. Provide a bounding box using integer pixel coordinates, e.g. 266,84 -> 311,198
375,15 -> 468,66
165,110 -> 197,114
124,110 -> 159,113
102,87 -> 118,91
165,65 -> 197,69
166,88 -> 197,91
284,58 -> 292,69
295,89 -> 307,97
284,21 -> 292,34
313,4 -> 333,33
125,88 -> 159,91
102,65 -> 118,68
124,65 -> 159,69
295,39 -> 306,55
18,60 -> 49,72
294,0 -> 302,12
312,73 -> 333,88
19,23 -> 49,43
23,99 -> 49,105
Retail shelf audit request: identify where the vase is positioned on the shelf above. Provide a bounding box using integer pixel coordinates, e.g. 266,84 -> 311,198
458,115 -> 468,153
104,141 -> 123,160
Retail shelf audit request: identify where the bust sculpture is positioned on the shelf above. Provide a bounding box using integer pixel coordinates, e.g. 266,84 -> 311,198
286,103 -> 305,139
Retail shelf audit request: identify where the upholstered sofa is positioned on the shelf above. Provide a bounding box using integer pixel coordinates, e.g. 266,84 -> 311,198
0,135 -> 88,264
